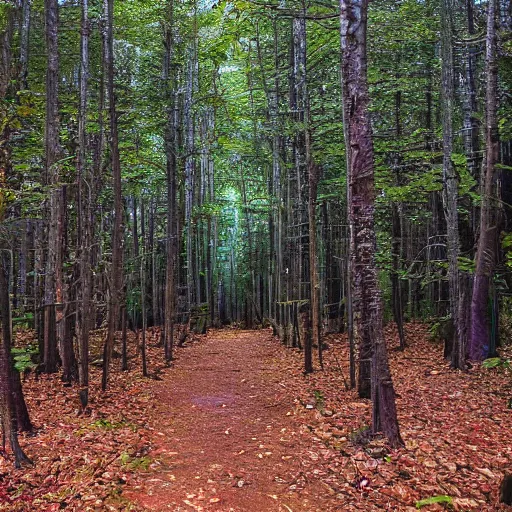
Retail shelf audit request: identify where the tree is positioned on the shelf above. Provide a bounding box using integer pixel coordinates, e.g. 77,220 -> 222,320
340,0 -> 403,447
469,0 -> 499,361
43,0 -> 61,375
163,0 -> 177,362
440,0 -> 466,370
102,0 -> 124,391
76,0 -> 91,404
0,251 -> 31,468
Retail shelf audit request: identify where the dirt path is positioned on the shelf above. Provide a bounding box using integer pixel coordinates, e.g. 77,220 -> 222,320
126,329 -> 331,512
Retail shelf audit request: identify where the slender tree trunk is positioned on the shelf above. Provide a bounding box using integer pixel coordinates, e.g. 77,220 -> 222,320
469,0 -> 499,361
59,186 -> 76,383
440,0 -> 465,369
0,251 -> 31,467
140,200 -> 148,377
340,0 -> 403,447
76,0 -> 90,404
308,162 -> 321,369
163,2 -> 177,362
19,0 -> 31,90
102,0 -> 124,391
463,0 -> 480,187
121,307 -> 128,370
184,35 -> 197,319
149,199 -> 159,327
43,0 -> 61,375
391,79 -> 405,350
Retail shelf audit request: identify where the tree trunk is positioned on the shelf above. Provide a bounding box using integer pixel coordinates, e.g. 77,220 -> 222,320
163,1 -> 177,362
340,0 -> 403,447
43,0 -> 62,375
59,186 -> 77,383
76,0 -> 91,402
308,162 -> 321,369
469,0 -> 499,361
0,252 -> 31,467
440,0 -> 465,369
184,36 -> 197,319
19,0 -> 31,90
102,0 -> 124,391
140,201 -> 148,377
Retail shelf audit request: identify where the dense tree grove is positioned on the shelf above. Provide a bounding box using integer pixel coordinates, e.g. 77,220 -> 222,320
1,0 -> 512,469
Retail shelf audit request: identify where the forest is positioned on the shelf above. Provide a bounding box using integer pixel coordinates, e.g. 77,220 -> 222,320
1,0 -> 512,510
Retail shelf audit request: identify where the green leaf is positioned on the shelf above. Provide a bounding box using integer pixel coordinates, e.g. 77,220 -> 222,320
415,495 -> 453,508
482,357 -> 503,369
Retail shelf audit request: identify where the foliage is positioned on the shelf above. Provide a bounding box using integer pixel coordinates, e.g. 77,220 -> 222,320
119,452 -> 151,471
11,345 -> 38,373
415,495 -> 453,508
482,357 -> 511,370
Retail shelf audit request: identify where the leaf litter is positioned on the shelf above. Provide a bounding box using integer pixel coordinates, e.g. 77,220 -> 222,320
1,323 -> 511,511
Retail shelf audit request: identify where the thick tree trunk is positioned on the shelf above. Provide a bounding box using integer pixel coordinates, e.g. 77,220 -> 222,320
469,0 -> 499,361
340,0 -> 403,447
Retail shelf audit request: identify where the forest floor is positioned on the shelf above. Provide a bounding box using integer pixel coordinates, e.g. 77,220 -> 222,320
1,324 -> 512,511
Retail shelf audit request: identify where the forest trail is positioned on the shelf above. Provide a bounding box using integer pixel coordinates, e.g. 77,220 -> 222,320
126,329 -> 331,512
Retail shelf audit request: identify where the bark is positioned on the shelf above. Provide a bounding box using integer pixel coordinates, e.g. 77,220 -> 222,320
59,186 -> 77,383
121,307 -> 128,371
184,39 -> 196,316
163,1 -> 177,362
43,0 -> 62,375
308,163 -> 321,369
391,79 -> 405,350
469,0 -> 499,361
291,15 -> 313,371
440,0 -> 465,370
340,0 -> 403,447
149,199 -> 159,327
17,222 -> 27,312
76,0 -> 91,398
140,201 -> 148,377
102,0 -> 124,391
19,0 -> 31,90
0,6 -> 14,99
463,0 -> 480,184
0,252 -> 31,467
